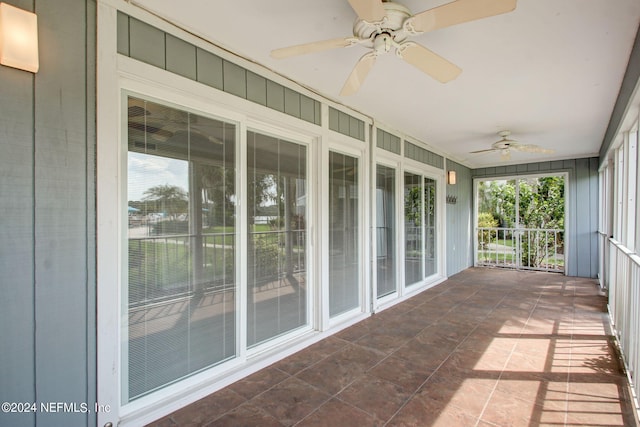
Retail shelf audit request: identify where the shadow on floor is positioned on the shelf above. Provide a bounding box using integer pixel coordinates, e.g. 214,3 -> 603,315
148,268 -> 639,427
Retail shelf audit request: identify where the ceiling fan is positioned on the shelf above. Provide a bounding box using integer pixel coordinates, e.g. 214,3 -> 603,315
270,0 -> 517,96
470,130 -> 555,161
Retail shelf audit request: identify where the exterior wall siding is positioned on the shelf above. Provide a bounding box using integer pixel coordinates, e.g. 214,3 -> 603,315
445,160 -> 473,276
472,157 -> 599,278
0,1 -> 97,426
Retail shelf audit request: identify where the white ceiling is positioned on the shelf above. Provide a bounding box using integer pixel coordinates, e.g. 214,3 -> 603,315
132,0 -> 640,168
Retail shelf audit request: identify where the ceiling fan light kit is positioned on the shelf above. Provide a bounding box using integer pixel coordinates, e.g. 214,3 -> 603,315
271,0 -> 517,95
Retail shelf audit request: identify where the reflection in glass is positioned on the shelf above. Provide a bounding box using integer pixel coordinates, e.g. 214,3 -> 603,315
246,131 -> 307,347
376,165 -> 396,298
329,152 -> 359,317
424,177 -> 437,277
126,97 -> 236,401
404,172 -> 423,286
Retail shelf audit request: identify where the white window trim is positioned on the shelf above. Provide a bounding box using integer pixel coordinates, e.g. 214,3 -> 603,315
626,131 -> 637,249
371,157 -> 402,309
324,136 -> 371,330
401,159 -> 447,293
244,120 -> 317,357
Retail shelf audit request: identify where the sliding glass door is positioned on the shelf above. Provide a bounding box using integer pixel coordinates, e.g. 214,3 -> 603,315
329,151 -> 360,317
404,172 -> 439,287
424,177 -> 437,277
376,165 -> 396,298
404,172 -> 423,286
126,96 -> 236,401
247,131 -> 308,347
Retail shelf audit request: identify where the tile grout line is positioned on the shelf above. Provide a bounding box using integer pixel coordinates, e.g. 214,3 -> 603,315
382,284 -> 514,426
474,283 -> 547,427
291,299 -> 458,426
289,295 -> 466,427
563,280 -> 576,427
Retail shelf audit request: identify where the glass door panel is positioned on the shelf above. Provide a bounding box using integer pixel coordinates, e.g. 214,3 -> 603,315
424,177 -> 437,277
126,96 -> 236,401
404,172 -> 423,286
376,165 -> 396,298
247,131 -> 307,347
329,151 -> 360,317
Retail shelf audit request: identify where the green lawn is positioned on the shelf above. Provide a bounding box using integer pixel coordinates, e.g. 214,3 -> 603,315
495,238 -> 515,247
478,250 -> 565,269
128,239 -> 234,302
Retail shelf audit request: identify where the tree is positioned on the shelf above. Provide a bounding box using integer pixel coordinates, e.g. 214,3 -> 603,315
142,184 -> 188,219
518,177 -> 564,267
198,164 -> 236,227
404,186 -> 422,226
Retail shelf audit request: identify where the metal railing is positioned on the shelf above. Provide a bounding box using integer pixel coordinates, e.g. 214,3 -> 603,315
608,239 -> 640,410
599,231 -> 610,289
476,227 -> 564,272
128,228 -> 307,305
128,232 -> 235,306
248,229 -> 306,287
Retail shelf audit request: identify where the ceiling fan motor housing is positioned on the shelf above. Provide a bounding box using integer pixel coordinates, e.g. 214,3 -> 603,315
493,130 -> 516,149
353,1 -> 411,48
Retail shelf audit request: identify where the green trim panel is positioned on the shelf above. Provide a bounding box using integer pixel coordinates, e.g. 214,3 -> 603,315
376,129 -> 401,154
129,17 -> 165,69
166,34 -> 196,80
117,13 -> 320,126
196,48 -> 223,90
404,141 -> 444,169
328,107 -> 365,141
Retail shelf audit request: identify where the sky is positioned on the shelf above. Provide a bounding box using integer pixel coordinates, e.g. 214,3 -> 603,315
128,152 -> 189,201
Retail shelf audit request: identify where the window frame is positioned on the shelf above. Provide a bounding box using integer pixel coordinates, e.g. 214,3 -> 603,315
373,158 -> 402,305
323,136 -> 369,329
101,66 -> 323,422
119,89 -> 244,408
243,122 -> 316,356
401,158 -> 446,292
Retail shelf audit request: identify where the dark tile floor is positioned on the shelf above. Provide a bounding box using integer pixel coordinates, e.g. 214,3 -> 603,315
149,268 -> 639,426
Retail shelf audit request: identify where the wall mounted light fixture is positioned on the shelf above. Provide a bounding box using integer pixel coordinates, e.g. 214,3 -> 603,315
0,2 -> 39,73
447,170 -> 457,185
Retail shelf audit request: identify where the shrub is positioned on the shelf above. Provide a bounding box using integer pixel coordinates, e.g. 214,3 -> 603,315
478,212 -> 498,249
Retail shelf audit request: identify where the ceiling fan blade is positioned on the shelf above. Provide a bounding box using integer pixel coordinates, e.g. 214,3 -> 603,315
500,149 -> 511,161
347,0 -> 386,22
271,37 -> 356,59
513,143 -> 555,154
408,0 -> 517,33
397,42 -> 461,83
340,52 -> 377,96
469,148 -> 498,154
